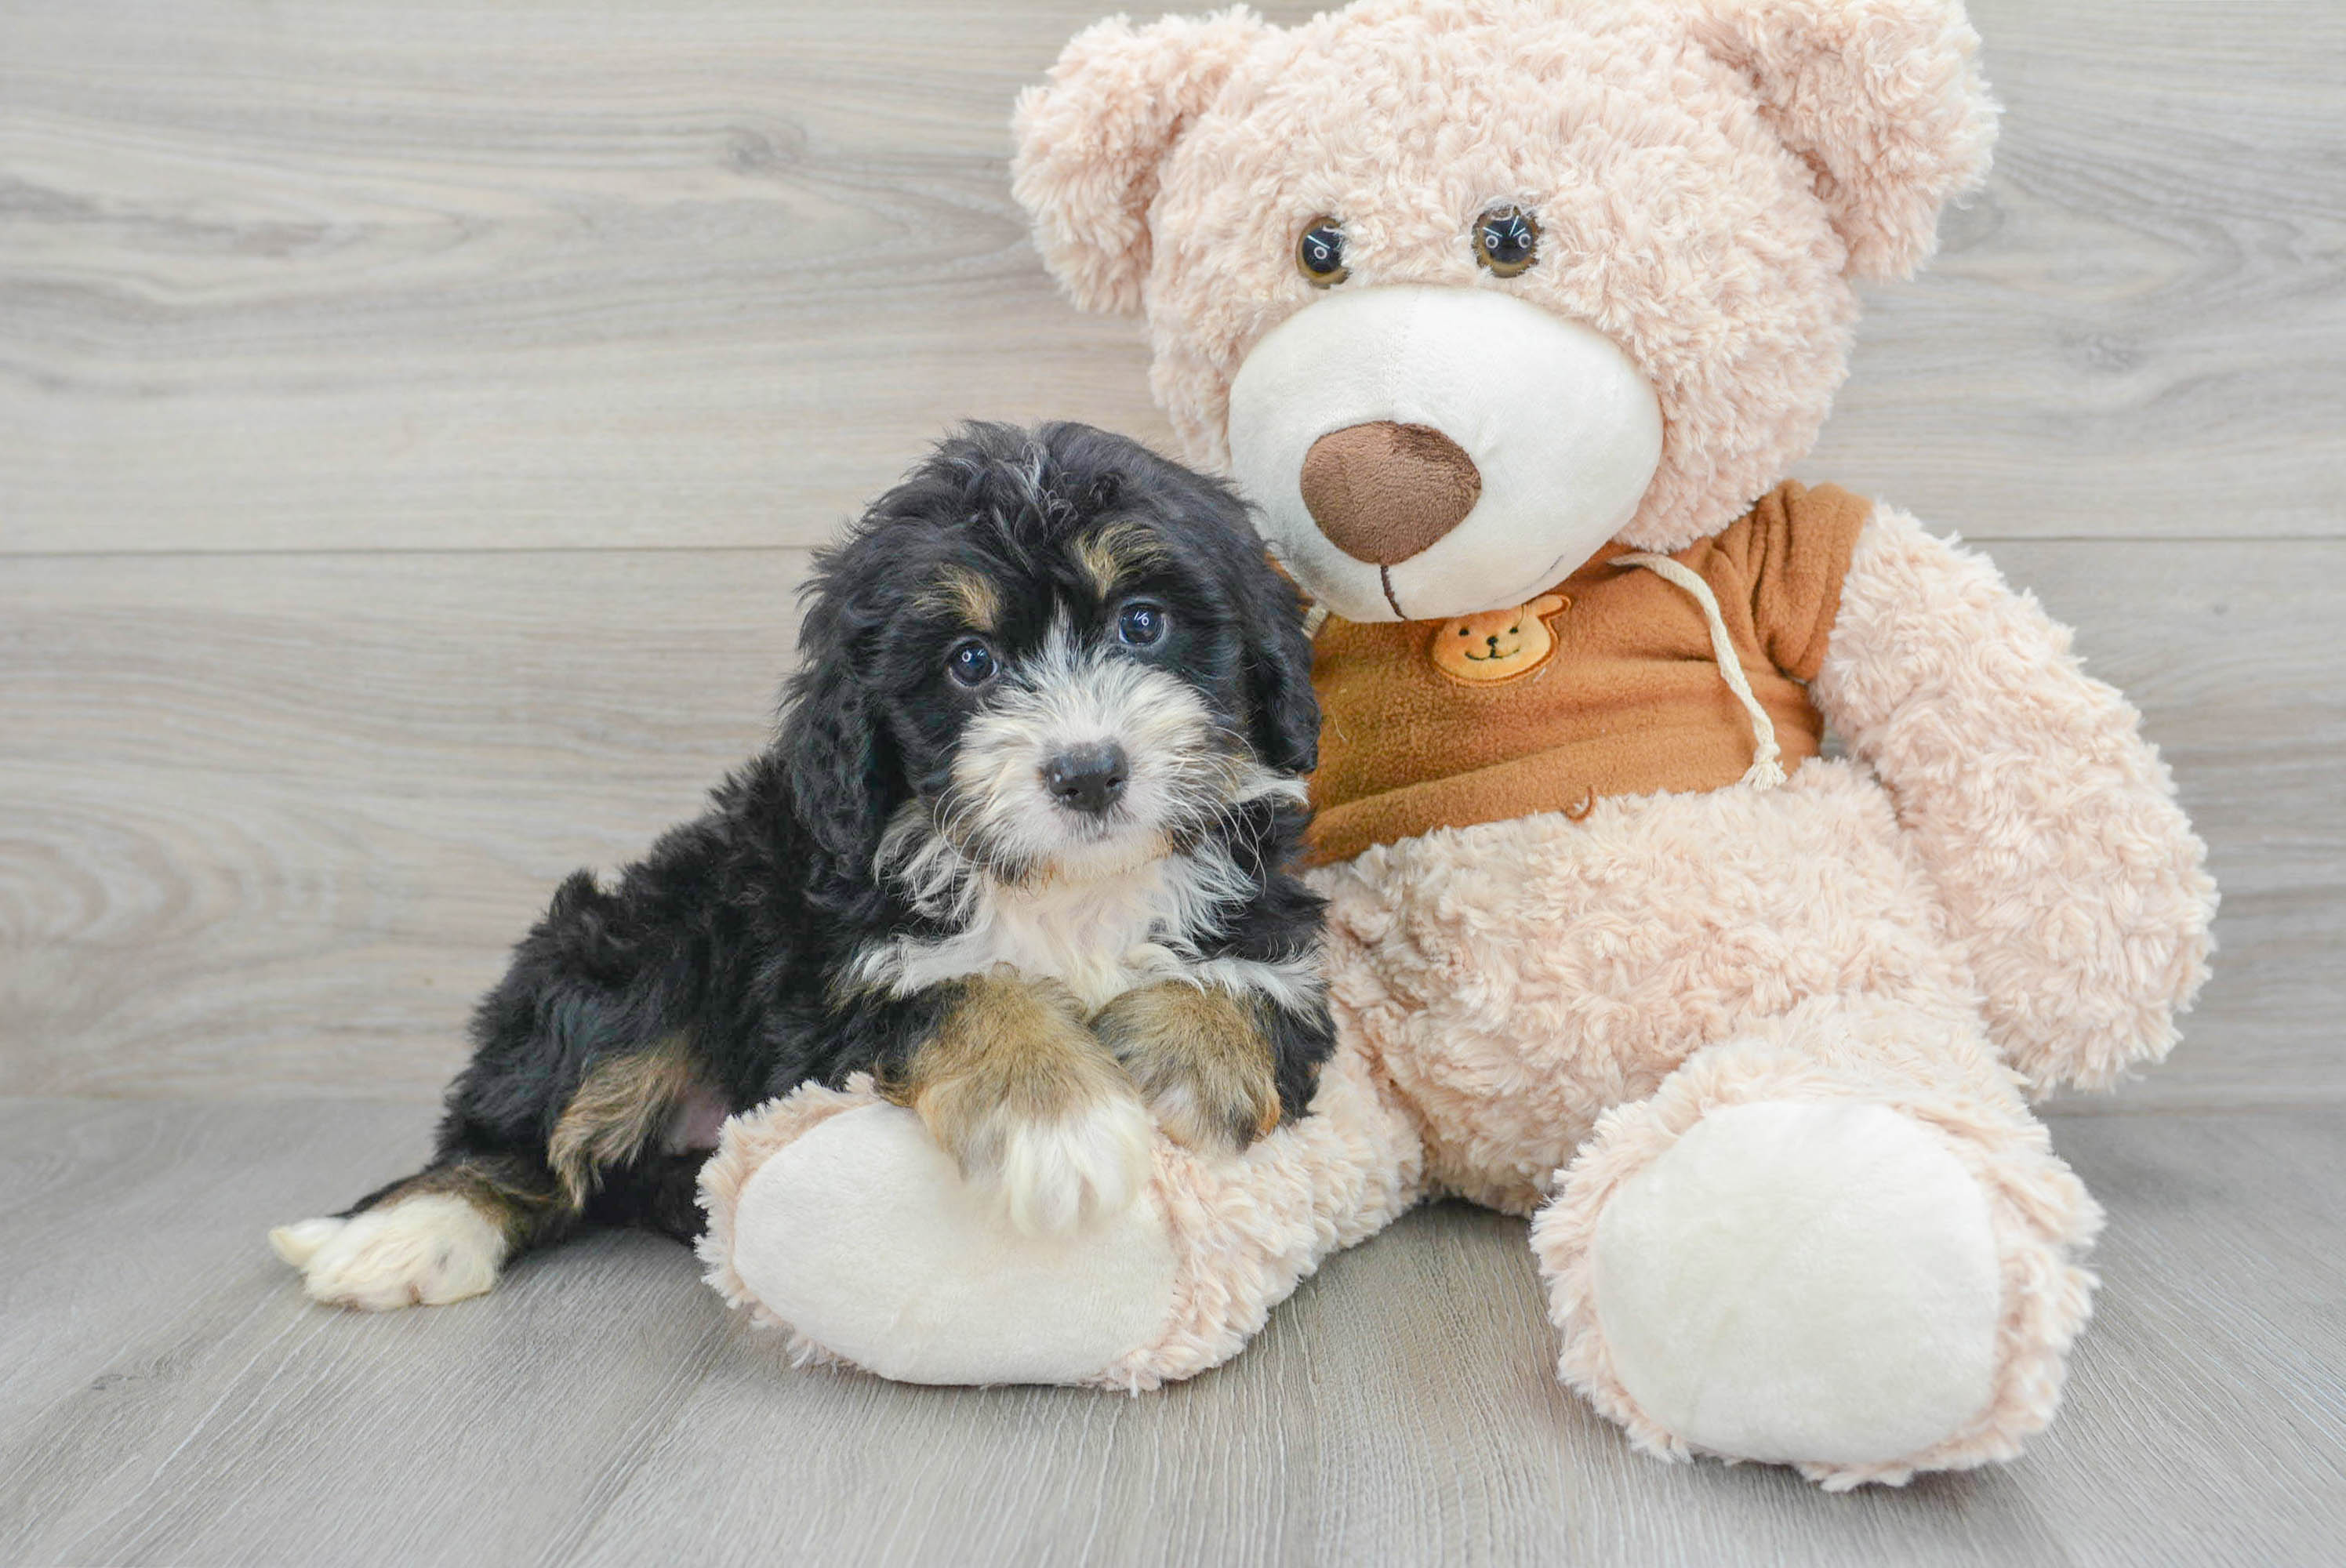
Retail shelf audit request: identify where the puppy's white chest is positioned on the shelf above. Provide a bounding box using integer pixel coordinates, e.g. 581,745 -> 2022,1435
968,873 -> 1166,1007
860,856 -> 1218,1011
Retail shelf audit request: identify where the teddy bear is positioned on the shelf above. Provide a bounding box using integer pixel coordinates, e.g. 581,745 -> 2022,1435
695,0 -> 2217,1488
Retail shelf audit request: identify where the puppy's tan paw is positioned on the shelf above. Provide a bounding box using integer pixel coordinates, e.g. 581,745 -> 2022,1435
1133,1063 -> 1280,1156
271,1196 -> 507,1311
892,971 -> 1155,1234
1093,982 -> 1280,1156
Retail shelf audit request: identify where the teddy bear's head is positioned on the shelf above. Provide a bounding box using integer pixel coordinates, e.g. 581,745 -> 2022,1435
1014,0 -> 1996,622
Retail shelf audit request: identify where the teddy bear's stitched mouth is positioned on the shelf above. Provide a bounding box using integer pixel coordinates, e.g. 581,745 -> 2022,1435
1463,646 -> 1520,662
1378,564 -> 1407,619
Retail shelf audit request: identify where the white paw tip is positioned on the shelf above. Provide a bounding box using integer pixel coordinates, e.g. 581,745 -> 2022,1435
268,1217 -> 344,1268
281,1194 -> 507,1312
995,1095 -> 1155,1236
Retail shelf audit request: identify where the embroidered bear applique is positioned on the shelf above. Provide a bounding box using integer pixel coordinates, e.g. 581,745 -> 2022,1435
1430,593 -> 1568,684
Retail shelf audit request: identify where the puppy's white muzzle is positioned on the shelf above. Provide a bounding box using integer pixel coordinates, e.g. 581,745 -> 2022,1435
1226,285 -> 1664,623
948,635 -> 1223,878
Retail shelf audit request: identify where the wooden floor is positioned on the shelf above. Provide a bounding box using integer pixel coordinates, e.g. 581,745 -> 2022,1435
2,1 -> 2342,1563
0,1101 -> 2338,1568
0,1103 -> 2327,1567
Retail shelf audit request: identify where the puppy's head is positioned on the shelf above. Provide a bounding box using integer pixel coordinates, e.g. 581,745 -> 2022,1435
783,422 -> 1318,899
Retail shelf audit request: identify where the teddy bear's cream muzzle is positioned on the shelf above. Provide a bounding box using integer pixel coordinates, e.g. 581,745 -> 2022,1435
1226,285 -> 1664,623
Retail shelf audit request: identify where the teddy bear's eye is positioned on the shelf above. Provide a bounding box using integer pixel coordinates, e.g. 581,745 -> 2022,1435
1473,205 -> 1540,278
1295,216 -> 1349,287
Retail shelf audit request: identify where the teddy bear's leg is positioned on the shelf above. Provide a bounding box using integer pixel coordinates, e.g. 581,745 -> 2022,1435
1529,993 -> 2101,1490
699,1026 -> 1425,1390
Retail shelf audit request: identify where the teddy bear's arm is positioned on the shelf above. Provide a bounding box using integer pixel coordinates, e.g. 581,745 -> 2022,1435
1809,506 -> 2217,1093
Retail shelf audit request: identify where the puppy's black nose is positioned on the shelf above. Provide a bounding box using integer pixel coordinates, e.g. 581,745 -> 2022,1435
1043,743 -> 1128,815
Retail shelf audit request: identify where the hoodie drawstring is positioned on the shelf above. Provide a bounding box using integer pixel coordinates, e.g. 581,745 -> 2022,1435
1612,552 -> 1787,789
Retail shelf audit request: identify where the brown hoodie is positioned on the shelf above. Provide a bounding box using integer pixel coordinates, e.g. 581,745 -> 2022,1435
1305,481 -> 1872,863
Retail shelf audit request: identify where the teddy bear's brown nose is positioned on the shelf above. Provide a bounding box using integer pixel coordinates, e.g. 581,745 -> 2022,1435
1298,421 -> 1483,564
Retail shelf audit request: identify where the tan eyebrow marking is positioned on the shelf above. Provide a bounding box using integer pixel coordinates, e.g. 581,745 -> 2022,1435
916,567 -> 1000,632
1073,521 -> 1168,598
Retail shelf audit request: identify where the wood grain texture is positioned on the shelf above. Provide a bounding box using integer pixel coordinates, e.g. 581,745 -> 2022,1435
2,0 -> 2340,554
0,547 -> 808,1101
0,0 -> 1174,555
1805,0 -> 2346,538
5,540 -> 2337,1105
0,1098 -> 737,1568
1,1098 -> 2338,1567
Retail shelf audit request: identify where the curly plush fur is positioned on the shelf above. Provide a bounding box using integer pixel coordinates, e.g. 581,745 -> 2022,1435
700,0 -> 2214,1490
1013,0 -> 1998,553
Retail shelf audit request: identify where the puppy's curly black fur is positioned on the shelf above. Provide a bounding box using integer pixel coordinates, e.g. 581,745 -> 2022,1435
272,422 -> 1335,1308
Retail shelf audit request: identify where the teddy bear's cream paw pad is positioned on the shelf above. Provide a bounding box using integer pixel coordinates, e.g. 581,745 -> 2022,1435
730,1102 -> 1178,1385
268,1195 -> 506,1311
1590,1100 -> 2002,1467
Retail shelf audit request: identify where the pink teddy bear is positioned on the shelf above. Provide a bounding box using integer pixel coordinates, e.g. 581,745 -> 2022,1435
699,0 -> 2215,1488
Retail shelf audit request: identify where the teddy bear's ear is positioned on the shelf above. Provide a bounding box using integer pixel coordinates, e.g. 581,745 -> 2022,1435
1011,7 -> 1270,315
1690,0 -> 1999,281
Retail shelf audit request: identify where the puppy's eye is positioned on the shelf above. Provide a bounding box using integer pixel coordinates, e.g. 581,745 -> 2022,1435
1295,216 -> 1348,287
1115,601 -> 1168,648
946,638 -> 997,687
1473,205 -> 1539,278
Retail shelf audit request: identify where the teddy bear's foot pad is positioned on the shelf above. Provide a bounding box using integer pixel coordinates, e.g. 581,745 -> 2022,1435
1590,1100 -> 2003,1467
728,1103 -> 1179,1385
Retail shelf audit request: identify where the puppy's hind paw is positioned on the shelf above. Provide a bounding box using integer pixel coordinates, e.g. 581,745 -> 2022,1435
991,1094 -> 1156,1236
267,1216 -> 345,1268
269,1196 -> 507,1311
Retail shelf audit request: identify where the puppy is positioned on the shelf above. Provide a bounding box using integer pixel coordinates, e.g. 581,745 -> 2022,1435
271,421 -> 1334,1310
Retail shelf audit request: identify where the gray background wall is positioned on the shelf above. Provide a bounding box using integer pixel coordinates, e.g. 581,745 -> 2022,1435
5,1 -> 2338,1112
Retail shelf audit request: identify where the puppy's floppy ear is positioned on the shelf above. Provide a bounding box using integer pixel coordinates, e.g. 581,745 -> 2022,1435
780,558 -> 897,891
1011,7 -> 1271,316
1239,557 -> 1322,778
1690,0 -> 1998,281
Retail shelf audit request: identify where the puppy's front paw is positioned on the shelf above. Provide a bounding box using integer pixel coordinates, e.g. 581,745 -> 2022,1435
1092,982 -> 1280,1156
919,1075 -> 1154,1236
268,1194 -> 507,1311
890,971 -> 1155,1235
989,1093 -> 1156,1236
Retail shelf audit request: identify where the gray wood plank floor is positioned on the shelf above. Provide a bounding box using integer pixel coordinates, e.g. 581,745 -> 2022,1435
4,0 -> 2343,1563
1,1100 -> 2339,1568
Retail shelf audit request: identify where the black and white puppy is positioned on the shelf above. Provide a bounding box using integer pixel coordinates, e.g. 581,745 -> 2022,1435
271,421 -> 1333,1310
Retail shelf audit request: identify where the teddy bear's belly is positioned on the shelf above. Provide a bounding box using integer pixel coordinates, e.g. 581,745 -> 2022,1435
1307,759 -> 1977,1214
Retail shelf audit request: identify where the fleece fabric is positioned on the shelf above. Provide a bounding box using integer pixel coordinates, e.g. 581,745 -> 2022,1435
1307,481 -> 1870,862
